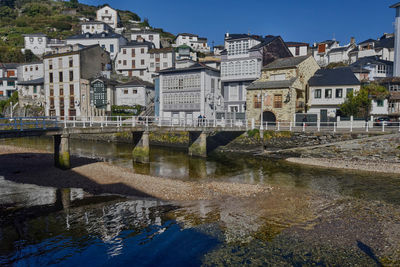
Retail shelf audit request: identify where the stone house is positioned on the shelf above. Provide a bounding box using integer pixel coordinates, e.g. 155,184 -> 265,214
246,55 -> 319,122
96,4 -> 120,29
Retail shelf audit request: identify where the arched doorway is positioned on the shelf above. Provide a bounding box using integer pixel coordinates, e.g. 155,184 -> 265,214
262,111 -> 276,122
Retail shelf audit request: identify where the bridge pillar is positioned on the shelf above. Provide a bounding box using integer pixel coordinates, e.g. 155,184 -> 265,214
188,131 -> 207,157
132,131 -> 150,163
54,134 -> 70,170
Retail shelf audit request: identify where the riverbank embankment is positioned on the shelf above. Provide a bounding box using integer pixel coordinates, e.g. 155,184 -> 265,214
0,145 -> 271,201
282,134 -> 400,174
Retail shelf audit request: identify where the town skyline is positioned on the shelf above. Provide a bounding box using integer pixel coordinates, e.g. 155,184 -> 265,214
81,0 -> 397,46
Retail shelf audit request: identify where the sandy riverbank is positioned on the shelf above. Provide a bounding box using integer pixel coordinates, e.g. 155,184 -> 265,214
286,157 -> 400,175
0,145 -> 271,201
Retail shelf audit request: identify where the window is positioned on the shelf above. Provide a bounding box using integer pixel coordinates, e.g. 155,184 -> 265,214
318,44 -> 326,53
123,49 -> 127,54
7,71 -> 15,77
70,97 -> 75,108
140,70 -> 144,76
124,89 -> 128,94
25,67 -> 28,72
271,74 -> 285,81
0,91 -> 3,96
123,60 -> 127,66
253,95 -> 261,108
163,62 -> 167,68
35,66 -> 38,71
58,58 -> 63,68
211,78 -> 215,93
377,100 -> 384,107
229,84 -> 239,101
346,88 -> 353,96
30,67 -> 33,71
163,53 -> 167,58
70,84 -> 74,95
274,94 -> 283,108
59,72 -> 63,82
132,60 -> 135,68
295,46 -> 300,56
149,35 -> 153,40
60,88 -> 64,96
50,98 -> 54,108
150,63 -> 155,68
335,88 -> 343,98
325,89 -> 332,98
314,89 -> 322,99
141,48 -> 145,54
33,86 -> 37,94
7,81 -> 15,87
49,60 -> 53,70
69,57 -> 73,67
141,59 -> 145,65
132,89 -> 137,94
69,71 -> 74,81
150,53 -> 154,59
110,44 -> 114,53
118,60 -> 121,64
49,73 -> 53,83
131,49 -> 135,56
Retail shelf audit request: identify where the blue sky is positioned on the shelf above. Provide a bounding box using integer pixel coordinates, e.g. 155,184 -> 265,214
81,0 -> 397,46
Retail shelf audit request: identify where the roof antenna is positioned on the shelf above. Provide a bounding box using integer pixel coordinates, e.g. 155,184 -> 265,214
333,33 -> 336,41
248,30 -> 250,36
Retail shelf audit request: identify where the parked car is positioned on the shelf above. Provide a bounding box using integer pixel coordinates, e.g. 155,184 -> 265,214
374,117 -> 394,127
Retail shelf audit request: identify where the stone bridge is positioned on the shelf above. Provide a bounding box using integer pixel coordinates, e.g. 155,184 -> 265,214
1,116 -> 399,169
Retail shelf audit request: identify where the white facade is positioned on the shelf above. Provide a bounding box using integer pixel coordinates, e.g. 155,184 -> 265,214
115,42 -> 154,82
66,32 -> 127,59
312,40 -> 340,66
96,5 -> 120,29
17,62 -> 44,81
0,64 -> 19,99
308,85 -> 361,118
286,42 -> 309,57
131,31 -> 160,49
393,4 -> 400,76
174,34 -> 210,53
159,62 -> 223,120
81,22 -> 112,34
115,43 -> 175,83
115,83 -> 154,107
371,99 -> 389,116
22,34 -> 66,57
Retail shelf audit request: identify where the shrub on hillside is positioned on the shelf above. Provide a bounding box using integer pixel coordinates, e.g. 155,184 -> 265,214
22,3 -> 51,17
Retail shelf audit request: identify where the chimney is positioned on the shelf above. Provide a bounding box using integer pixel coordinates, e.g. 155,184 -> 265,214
350,37 -> 355,44
390,3 -> 400,77
225,32 -> 229,38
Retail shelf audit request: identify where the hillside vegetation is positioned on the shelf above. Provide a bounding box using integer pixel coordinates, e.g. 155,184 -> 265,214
0,0 -> 174,63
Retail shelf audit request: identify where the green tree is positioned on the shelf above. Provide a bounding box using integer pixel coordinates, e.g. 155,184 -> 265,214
0,6 -> 17,19
339,83 -> 389,118
22,3 -> 51,17
24,49 -> 39,63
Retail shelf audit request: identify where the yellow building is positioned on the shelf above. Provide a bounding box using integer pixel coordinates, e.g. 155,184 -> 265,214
246,55 -> 319,122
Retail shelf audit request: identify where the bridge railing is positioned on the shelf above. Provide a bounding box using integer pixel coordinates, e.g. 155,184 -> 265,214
56,116 -> 400,133
0,117 -> 59,131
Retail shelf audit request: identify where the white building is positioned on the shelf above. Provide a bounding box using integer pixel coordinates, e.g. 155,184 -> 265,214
308,68 -> 361,121
22,34 -> 66,57
213,45 -> 225,56
158,60 -> 223,120
18,78 -> 45,107
286,42 -> 309,57
311,40 -> 341,66
0,63 -> 19,99
350,56 -> 393,81
43,44 -> 111,118
220,33 -> 292,114
349,35 -> 395,63
81,21 -> 112,34
17,62 -> 44,81
115,42 -> 175,83
66,32 -> 128,60
115,78 -> 155,107
131,31 -> 160,49
173,33 -> 210,53
96,4 -> 120,29
391,3 -> 400,76
115,41 -> 155,81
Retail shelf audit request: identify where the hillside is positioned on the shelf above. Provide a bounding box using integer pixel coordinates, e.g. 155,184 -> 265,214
0,0 -> 175,63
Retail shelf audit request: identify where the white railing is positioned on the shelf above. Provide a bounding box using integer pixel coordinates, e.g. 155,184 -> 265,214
1,115 -> 400,134
57,116 -> 400,133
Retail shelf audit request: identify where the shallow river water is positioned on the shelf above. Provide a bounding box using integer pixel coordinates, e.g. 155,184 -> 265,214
1,137 -> 400,266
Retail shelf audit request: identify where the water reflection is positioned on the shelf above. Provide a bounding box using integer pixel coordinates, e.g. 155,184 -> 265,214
2,137 -> 400,206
